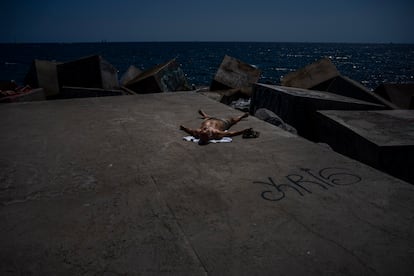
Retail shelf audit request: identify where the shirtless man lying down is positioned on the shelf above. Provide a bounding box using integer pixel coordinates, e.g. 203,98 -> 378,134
180,109 -> 252,145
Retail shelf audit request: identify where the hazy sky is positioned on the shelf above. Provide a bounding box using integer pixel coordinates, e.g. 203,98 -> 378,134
1,0 -> 413,43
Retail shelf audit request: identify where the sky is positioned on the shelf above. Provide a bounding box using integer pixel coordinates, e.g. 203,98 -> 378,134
1,0 -> 413,43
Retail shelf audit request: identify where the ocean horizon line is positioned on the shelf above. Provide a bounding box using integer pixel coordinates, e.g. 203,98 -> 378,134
1,40 -> 413,45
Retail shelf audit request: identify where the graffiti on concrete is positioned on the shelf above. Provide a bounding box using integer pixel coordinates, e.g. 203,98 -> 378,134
253,167 -> 362,202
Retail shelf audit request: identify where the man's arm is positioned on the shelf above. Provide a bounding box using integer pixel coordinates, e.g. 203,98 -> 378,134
180,125 -> 199,137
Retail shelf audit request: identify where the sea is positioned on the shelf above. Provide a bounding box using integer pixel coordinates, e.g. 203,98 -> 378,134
1,42 -> 413,90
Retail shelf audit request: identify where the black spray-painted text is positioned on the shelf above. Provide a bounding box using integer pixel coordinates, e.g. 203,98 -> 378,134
253,167 -> 362,202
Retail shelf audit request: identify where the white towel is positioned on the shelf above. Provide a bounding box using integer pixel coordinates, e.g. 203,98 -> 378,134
183,136 -> 232,143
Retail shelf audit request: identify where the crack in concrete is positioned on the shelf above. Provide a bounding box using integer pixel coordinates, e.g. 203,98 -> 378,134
1,184 -> 95,206
1,190 -> 60,206
150,175 -> 209,276
347,205 -> 414,245
280,206 -> 380,276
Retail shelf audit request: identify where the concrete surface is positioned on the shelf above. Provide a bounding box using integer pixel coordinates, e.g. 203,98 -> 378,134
125,59 -> 191,93
316,110 -> 414,184
250,84 -> 385,141
1,93 -> 413,275
24,59 -> 61,97
210,55 -> 261,91
120,65 -> 142,87
281,58 -> 340,89
373,83 -> 414,109
57,55 -> 119,91
59,86 -> 125,99
279,58 -> 394,108
311,75 -> 397,109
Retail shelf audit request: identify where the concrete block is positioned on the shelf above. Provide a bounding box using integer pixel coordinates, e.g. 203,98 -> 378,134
125,59 -> 191,93
24,59 -> 60,97
198,91 -> 223,102
281,58 -> 396,109
281,58 -> 340,89
219,87 -> 252,105
254,108 -> 297,134
120,65 -> 142,86
59,86 -> 125,99
316,110 -> 414,184
0,93 -> 413,275
57,55 -> 119,90
210,55 -> 261,91
312,75 -> 397,108
250,83 -> 385,141
373,83 -> 414,109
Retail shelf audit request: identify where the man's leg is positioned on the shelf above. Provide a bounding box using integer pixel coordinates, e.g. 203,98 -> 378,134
227,113 -> 249,128
198,110 -> 210,119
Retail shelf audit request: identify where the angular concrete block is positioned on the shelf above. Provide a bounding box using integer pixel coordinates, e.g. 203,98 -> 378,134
125,59 -> 190,93
373,83 -> 414,109
57,55 -> 119,90
281,58 -> 340,89
210,55 -> 261,91
120,65 -> 142,87
316,110 -> 414,184
255,108 -> 297,134
312,75 -> 397,108
250,84 -> 385,141
281,58 -> 396,109
24,59 -> 60,97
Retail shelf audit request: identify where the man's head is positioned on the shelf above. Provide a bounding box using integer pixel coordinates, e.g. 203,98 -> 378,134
198,127 -> 212,145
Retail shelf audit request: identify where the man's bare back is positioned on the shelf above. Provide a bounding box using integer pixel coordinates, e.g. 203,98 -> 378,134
180,110 -> 250,144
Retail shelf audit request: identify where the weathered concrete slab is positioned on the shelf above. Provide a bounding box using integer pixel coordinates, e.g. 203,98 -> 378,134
312,75 -> 397,109
281,58 -> 340,89
280,58 -> 396,109
250,83 -> 385,141
24,59 -> 61,98
57,55 -> 119,91
316,110 -> 414,184
374,83 -> 414,109
125,59 -> 191,93
1,93 -> 413,275
210,55 -> 261,91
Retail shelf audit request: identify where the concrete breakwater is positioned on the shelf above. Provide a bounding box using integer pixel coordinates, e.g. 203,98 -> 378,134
1,92 -> 414,275
1,53 -> 414,274
1,53 -> 414,183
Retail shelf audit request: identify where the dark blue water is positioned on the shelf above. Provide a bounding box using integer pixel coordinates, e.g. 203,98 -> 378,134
1,42 -> 413,90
